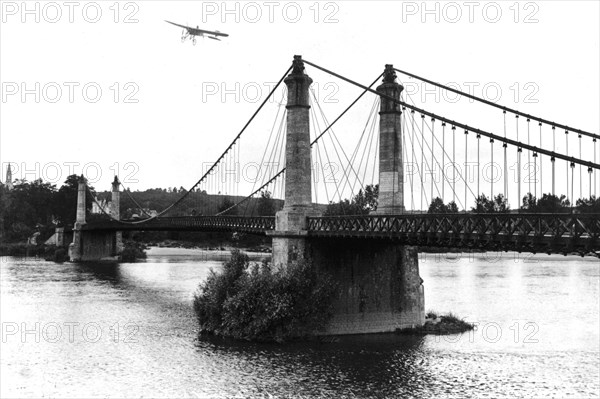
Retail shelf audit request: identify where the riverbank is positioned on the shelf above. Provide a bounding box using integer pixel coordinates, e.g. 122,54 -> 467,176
0,243 -> 55,257
146,239 -> 272,253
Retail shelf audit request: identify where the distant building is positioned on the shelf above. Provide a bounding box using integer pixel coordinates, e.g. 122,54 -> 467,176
92,199 -> 111,214
3,163 -> 13,190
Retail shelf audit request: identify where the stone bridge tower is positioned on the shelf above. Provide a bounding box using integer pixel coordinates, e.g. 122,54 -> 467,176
270,57 -> 425,335
375,65 -> 405,214
268,55 -> 317,267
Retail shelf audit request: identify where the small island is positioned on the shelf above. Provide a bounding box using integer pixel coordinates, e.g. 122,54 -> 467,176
398,311 -> 475,335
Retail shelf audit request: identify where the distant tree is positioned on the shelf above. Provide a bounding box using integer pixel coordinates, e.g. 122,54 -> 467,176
53,175 -> 95,226
353,184 -> 379,213
428,197 -> 459,213
324,199 -> 354,216
576,196 -> 600,213
257,190 -> 275,216
325,184 -> 379,216
472,194 -> 509,213
428,198 -> 445,213
492,194 -> 509,212
521,193 -> 570,213
218,198 -> 237,216
521,193 -> 536,211
446,201 -> 459,213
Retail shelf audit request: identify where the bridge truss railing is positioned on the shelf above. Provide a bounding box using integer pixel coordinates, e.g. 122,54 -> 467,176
307,213 -> 600,254
84,216 -> 275,234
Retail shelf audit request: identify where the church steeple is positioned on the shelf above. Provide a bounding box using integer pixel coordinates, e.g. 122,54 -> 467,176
5,163 -> 13,190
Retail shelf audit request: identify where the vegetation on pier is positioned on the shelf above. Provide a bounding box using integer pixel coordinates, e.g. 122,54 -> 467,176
193,250 -> 337,342
399,311 -> 475,335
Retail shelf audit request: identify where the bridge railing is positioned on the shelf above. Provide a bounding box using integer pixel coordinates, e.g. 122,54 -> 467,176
84,215 -> 275,233
306,213 -> 600,253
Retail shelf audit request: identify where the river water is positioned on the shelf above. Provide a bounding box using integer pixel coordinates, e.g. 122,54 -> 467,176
1,248 -> 598,398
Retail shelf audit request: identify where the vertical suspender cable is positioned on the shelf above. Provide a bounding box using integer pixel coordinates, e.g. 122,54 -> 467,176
465,129 -> 469,210
421,114 -> 425,210
411,110 -> 416,209
527,118 -> 531,195
595,138 -> 598,197
490,138 -> 495,200
452,126 -> 456,204
503,110 -> 508,199
477,133 -> 481,197
442,122 -> 446,201
589,167 -> 593,199
515,115 -> 519,204
552,126 -> 556,195
570,162 -> 575,209
539,122 -> 543,196
565,130 -> 570,203
578,134 -> 582,200
431,118 -> 435,202
517,146 -> 522,210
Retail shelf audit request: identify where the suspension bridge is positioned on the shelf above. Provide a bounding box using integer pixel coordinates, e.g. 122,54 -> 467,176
66,55 -> 600,334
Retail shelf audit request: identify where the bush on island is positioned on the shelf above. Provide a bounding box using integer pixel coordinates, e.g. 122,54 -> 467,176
119,240 -> 147,262
194,250 -> 337,342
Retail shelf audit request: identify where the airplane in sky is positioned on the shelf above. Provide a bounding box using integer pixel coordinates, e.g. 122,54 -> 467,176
165,20 -> 229,45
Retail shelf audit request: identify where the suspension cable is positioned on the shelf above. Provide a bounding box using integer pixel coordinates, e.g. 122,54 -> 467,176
301,59 -> 600,170
392,67 -> 600,140
418,116 -> 464,209
216,74 -> 382,216
111,65 -> 293,224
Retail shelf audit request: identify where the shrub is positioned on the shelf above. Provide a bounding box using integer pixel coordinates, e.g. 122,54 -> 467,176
425,310 -> 438,319
193,250 -> 337,341
53,248 -> 67,263
119,240 -> 147,262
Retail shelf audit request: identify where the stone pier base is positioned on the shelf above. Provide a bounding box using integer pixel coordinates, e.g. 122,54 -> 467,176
308,238 -> 425,335
69,230 -> 120,262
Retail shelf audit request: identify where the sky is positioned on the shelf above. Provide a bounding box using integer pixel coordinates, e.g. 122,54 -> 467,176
1,0 -> 599,208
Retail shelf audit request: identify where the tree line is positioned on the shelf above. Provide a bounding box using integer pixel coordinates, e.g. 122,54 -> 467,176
2,174 -> 598,243
323,184 -> 600,215
0,175 -> 282,243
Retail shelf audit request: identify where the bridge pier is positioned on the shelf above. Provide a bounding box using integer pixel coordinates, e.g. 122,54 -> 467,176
269,57 -> 425,335
68,175 -> 123,262
111,176 -> 124,256
68,175 -> 86,262
309,240 -> 424,334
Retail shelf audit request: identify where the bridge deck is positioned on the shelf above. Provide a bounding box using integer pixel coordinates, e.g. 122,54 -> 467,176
83,213 -> 600,254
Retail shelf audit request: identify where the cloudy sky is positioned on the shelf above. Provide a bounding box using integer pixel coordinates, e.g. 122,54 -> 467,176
1,1 -> 598,207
